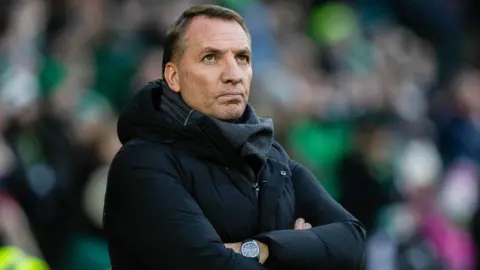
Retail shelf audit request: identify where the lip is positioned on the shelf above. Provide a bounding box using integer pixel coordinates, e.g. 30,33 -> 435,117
218,93 -> 242,98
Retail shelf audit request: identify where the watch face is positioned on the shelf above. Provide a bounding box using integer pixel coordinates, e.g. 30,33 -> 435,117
241,241 -> 260,258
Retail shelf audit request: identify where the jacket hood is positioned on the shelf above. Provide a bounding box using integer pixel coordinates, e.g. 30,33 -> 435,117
117,79 -> 274,165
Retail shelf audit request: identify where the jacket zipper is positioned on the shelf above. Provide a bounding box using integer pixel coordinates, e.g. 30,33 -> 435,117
253,182 -> 260,198
253,164 -> 265,199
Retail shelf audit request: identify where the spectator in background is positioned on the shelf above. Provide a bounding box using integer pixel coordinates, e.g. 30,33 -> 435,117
0,80 -> 49,270
434,68 -> 480,166
337,113 -> 397,233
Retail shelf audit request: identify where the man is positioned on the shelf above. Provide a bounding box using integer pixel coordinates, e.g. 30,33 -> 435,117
103,4 -> 365,270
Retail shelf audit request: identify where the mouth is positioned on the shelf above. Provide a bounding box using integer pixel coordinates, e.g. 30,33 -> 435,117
218,93 -> 242,98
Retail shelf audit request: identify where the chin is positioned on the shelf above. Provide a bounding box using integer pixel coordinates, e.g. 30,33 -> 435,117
217,113 -> 242,121
216,105 -> 245,121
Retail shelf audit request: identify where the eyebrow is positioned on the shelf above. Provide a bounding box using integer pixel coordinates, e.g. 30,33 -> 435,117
199,46 -> 251,57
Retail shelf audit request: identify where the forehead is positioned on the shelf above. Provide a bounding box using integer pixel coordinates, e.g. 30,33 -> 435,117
183,16 -> 250,52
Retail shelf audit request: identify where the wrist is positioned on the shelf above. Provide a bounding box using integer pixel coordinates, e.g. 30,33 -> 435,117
224,242 -> 241,253
237,239 -> 269,264
256,240 -> 269,264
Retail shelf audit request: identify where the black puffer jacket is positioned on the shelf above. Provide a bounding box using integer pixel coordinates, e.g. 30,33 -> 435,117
103,80 -> 366,270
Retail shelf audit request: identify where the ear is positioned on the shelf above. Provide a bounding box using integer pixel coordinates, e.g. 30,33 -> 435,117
164,62 -> 180,93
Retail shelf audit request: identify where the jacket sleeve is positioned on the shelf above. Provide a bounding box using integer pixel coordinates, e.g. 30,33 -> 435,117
103,144 -> 266,270
254,160 -> 366,270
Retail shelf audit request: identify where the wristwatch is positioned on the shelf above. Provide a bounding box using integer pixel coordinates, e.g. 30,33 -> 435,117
240,239 -> 260,261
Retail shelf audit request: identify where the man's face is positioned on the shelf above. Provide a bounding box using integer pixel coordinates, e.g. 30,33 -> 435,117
169,16 -> 252,121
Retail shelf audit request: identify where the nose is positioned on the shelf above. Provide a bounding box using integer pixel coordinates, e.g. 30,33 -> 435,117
221,55 -> 242,85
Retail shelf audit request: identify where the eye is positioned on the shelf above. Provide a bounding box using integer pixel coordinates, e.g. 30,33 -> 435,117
236,55 -> 250,63
202,54 -> 216,63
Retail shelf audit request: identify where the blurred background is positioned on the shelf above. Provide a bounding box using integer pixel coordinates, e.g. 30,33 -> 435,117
0,0 -> 479,269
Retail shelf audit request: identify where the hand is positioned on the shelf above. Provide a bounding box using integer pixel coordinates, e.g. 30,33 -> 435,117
294,218 -> 312,230
224,242 -> 241,253
224,241 -> 269,264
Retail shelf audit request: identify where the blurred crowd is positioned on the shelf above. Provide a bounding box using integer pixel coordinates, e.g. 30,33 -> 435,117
0,0 -> 479,269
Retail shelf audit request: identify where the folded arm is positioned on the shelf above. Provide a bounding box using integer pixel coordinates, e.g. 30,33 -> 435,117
103,145 -> 266,270
254,160 -> 366,270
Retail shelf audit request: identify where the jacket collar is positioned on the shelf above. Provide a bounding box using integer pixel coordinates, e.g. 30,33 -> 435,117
117,79 -> 275,167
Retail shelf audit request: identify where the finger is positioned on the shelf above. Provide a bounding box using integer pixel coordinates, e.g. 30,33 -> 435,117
303,223 -> 312,230
294,218 -> 305,230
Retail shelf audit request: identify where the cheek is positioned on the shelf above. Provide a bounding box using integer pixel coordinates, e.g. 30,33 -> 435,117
245,66 -> 252,82
195,70 -> 219,99
244,68 -> 253,94
247,66 -> 253,80
182,68 -> 219,107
